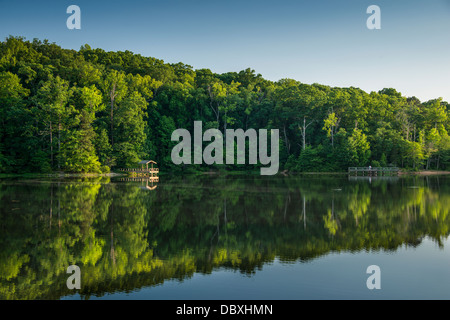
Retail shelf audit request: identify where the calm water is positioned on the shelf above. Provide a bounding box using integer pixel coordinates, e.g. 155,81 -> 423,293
1,174 -> 450,300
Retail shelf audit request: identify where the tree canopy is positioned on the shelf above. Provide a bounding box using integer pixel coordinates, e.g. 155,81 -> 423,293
1,36 -> 449,173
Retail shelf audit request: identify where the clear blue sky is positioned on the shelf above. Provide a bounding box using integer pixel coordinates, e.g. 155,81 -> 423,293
1,0 -> 449,102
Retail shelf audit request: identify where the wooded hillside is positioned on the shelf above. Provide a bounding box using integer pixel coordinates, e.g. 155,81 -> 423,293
1,36 -> 449,173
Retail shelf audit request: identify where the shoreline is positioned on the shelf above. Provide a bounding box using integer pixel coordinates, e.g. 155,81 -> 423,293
398,170 -> 450,176
1,170 -> 450,179
0,172 -> 126,178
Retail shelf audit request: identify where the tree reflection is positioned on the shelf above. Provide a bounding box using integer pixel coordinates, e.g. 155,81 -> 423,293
0,175 -> 450,299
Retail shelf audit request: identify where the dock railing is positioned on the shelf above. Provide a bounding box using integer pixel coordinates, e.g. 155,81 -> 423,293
117,167 -> 159,177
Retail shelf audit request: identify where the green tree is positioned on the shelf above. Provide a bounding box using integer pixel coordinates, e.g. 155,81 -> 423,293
113,92 -> 148,167
34,75 -> 73,170
323,112 -> 340,148
347,128 -> 371,166
101,70 -> 128,147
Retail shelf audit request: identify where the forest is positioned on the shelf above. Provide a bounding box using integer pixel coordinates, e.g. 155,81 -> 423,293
1,36 -> 449,173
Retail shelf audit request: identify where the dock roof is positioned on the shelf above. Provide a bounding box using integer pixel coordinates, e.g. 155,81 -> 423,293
138,160 -> 157,165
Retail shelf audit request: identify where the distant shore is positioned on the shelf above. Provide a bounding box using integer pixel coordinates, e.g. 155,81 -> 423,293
399,170 -> 450,176
48,172 -> 126,178
0,172 -> 126,178
2,170 -> 450,179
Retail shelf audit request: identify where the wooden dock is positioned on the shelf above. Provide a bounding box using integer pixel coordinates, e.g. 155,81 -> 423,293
348,167 -> 399,176
118,160 -> 159,178
119,168 -> 159,175
118,160 -> 160,190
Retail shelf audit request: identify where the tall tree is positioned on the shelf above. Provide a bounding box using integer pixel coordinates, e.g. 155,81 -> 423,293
101,70 -> 127,147
34,75 -> 73,170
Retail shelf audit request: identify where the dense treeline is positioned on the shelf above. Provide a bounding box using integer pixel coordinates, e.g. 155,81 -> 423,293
1,36 -> 449,173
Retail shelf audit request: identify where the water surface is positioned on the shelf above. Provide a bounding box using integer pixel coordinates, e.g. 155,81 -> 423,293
1,174 -> 449,299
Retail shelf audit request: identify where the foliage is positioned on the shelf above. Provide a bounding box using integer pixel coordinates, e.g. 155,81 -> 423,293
0,36 -> 449,173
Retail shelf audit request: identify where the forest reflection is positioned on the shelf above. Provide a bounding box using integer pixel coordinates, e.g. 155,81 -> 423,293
0,175 -> 449,299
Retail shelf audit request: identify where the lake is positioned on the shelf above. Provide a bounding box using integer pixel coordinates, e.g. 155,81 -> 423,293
1,174 -> 449,299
